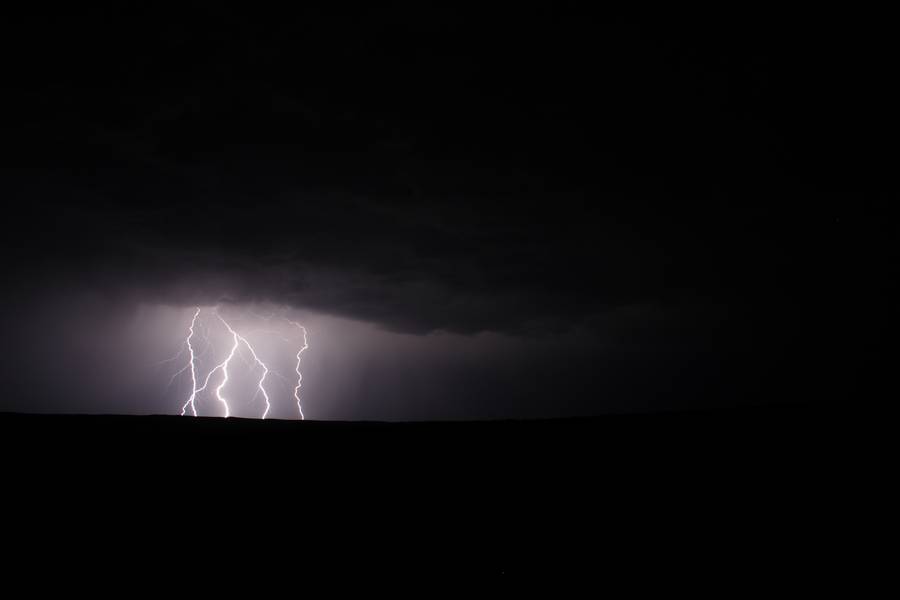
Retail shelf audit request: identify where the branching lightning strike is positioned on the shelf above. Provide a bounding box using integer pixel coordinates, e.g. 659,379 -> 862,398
179,307 -> 202,417
171,307 -> 310,419
287,319 -> 310,420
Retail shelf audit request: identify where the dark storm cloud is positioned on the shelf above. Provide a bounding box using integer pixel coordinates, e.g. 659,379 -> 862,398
1,6 -> 797,337
9,167 -> 674,336
1,5 -> 887,418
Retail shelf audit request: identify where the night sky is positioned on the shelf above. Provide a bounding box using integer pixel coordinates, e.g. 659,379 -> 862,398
0,6 -> 890,419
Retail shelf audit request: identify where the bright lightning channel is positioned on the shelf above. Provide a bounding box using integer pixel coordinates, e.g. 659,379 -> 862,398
172,306 -> 308,419
217,313 -> 271,419
287,319 -> 309,420
179,308 -> 202,417
210,311 -> 241,418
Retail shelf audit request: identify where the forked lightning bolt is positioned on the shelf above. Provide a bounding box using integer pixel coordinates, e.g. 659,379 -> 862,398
172,306 -> 309,419
287,319 -> 310,420
210,311 -> 240,418
217,313 -> 271,419
179,308 -> 202,417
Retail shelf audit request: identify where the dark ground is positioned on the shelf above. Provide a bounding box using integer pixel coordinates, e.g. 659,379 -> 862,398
1,405 -> 885,582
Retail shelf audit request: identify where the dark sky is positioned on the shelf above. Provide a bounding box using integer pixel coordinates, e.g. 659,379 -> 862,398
0,5 -> 890,418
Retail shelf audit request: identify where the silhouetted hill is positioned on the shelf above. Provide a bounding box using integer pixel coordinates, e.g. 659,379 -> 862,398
1,403 -> 843,471
2,406 -> 882,580
1,404 -> 870,489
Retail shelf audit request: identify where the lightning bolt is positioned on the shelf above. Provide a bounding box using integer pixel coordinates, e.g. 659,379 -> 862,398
168,320 -> 213,390
170,306 -> 309,419
179,308 -> 202,417
216,314 -> 272,419
239,309 -> 311,420
209,312 -> 240,418
287,319 -> 310,420
182,308 -> 239,418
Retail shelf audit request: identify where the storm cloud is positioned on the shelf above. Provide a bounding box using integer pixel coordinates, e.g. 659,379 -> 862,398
1,6 -> 884,417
